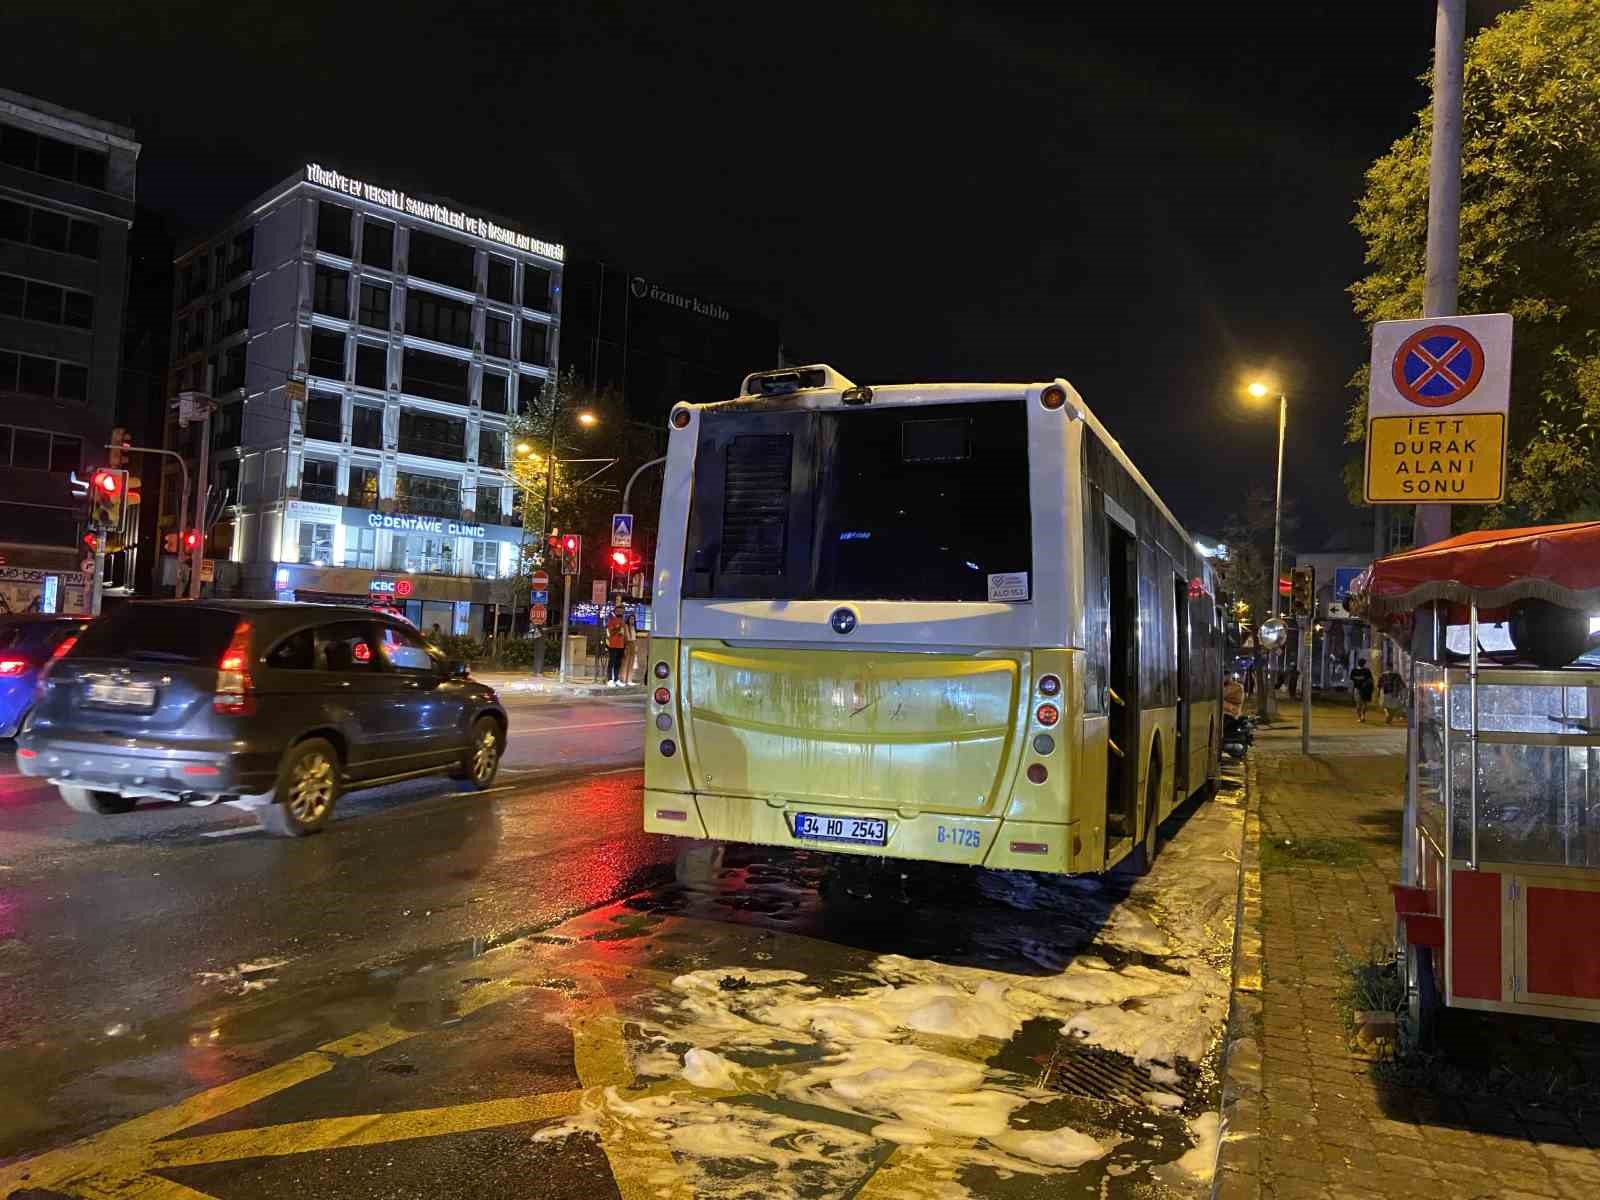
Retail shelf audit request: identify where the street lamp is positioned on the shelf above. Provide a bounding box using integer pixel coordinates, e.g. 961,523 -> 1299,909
1246,380 -> 1287,724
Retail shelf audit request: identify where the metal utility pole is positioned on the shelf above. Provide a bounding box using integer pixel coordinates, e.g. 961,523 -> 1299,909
176,389 -> 214,599
1264,393 -> 1286,723
1300,618 -> 1312,755
558,573 -> 573,682
621,456 -> 667,517
1414,0 -> 1465,548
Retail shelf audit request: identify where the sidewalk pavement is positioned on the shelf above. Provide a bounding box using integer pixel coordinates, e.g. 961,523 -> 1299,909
470,669 -> 645,700
1216,700 -> 1600,1200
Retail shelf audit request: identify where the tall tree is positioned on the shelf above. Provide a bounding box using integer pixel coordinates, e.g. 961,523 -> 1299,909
1347,0 -> 1600,524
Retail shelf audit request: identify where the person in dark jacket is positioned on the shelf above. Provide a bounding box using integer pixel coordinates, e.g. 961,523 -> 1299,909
1350,658 -> 1375,723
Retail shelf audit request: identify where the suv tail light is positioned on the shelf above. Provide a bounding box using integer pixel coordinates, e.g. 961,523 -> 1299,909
0,657 -> 26,676
214,620 -> 255,716
40,634 -> 78,682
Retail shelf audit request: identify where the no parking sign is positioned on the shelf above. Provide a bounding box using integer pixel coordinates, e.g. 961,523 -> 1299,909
1364,313 -> 1512,504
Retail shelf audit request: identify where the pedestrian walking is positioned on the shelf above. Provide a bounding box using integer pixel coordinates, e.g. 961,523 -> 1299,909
1378,665 -> 1405,724
1350,657 -> 1375,723
604,600 -> 627,686
621,608 -> 638,684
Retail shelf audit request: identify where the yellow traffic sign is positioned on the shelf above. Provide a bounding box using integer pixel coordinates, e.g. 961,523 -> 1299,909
1364,412 -> 1505,503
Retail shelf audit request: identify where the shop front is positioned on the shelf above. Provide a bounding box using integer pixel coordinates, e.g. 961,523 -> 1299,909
0,567 -> 91,616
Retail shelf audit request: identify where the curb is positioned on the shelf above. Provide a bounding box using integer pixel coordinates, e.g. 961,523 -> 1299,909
1212,755 -> 1264,1200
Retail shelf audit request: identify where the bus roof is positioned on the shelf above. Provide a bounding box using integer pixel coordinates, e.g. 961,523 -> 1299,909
694,366 -> 1202,564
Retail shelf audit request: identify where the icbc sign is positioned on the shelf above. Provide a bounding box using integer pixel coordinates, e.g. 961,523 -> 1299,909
370,578 -> 414,597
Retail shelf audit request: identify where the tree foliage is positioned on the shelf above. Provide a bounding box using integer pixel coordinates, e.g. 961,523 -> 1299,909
1348,0 -> 1600,523
1213,485 -> 1297,630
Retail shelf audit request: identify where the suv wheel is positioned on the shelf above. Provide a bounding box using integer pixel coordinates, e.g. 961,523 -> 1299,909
451,717 -> 502,789
59,785 -> 137,815
259,738 -> 340,837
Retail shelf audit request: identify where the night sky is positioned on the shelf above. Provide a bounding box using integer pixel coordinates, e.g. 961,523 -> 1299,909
2,2 -> 1498,548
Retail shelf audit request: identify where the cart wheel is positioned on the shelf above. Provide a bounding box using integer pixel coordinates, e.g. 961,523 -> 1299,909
1408,944 -> 1440,1051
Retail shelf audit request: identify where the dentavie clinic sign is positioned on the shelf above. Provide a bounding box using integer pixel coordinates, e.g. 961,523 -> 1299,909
1364,313 -> 1512,505
305,164 -> 564,262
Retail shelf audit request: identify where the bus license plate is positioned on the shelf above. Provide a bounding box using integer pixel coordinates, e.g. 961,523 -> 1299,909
793,813 -> 888,846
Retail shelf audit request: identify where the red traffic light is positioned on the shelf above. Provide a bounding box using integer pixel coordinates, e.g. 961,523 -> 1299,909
93,470 -> 120,495
182,530 -> 200,550
82,533 -> 98,550
564,535 -> 579,552
610,549 -> 629,568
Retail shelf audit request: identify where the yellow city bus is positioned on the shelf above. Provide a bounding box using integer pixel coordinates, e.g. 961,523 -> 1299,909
642,365 -> 1221,875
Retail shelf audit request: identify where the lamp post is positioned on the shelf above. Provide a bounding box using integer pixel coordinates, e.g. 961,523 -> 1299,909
1247,381 -> 1287,724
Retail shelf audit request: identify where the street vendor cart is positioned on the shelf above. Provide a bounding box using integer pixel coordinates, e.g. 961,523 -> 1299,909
1349,522 -> 1600,1029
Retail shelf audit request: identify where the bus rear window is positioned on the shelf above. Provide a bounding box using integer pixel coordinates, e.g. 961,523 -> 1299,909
685,400 -> 1032,602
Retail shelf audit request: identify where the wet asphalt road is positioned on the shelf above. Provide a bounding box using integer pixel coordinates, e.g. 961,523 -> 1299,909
0,696 -> 1245,1199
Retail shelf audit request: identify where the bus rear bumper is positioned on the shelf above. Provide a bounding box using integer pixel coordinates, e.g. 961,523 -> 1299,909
644,789 -> 1079,874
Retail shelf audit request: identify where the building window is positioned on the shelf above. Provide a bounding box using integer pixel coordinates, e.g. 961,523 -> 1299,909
407,230 -> 474,291
305,391 -> 342,443
398,410 -> 466,462
517,373 -> 542,414
228,228 -> 254,277
313,266 -> 349,318
351,405 -> 384,450
522,265 -> 551,311
217,344 -> 246,394
11,428 -> 50,469
400,347 -> 468,406
301,458 -> 339,504
358,281 -> 390,329
297,521 -> 335,566
212,402 -> 242,448
405,289 -> 472,348
487,257 -> 514,304
0,198 -> 99,259
49,434 -> 81,474
0,275 -> 94,329
0,124 -> 108,189
483,314 -> 512,359
354,341 -> 386,390
309,329 -> 346,381
0,349 -> 87,402
519,321 -> 548,366
480,371 -> 509,413
361,218 -> 394,270
343,525 -> 377,568
316,202 -> 353,257
224,286 -> 250,335
472,540 -> 500,579
396,471 -> 460,517
348,463 -> 380,507
477,426 -> 504,470
0,425 -> 80,472
475,484 -> 503,525
216,459 -> 240,506
387,534 -> 455,574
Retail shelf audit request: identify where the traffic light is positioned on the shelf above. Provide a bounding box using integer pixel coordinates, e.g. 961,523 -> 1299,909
610,548 -> 630,571
1291,566 -> 1316,617
108,427 -> 129,470
182,530 -> 201,552
163,532 -> 178,554
125,473 -> 141,510
83,532 -> 98,552
88,468 -> 127,529
561,534 -> 581,576
163,530 -> 201,554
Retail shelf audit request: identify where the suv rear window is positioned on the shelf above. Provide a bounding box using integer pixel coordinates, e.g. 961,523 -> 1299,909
72,605 -> 241,663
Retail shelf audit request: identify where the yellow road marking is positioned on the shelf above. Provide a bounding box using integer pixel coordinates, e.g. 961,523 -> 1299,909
146,1090 -> 585,1167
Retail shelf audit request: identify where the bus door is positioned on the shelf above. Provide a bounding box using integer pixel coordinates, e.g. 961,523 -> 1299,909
1173,573 -> 1191,797
1105,518 -> 1139,844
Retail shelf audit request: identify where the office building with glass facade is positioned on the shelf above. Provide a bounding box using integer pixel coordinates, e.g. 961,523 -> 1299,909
165,164 -> 562,635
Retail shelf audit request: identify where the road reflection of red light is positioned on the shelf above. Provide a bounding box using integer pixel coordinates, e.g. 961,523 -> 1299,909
0,891 -> 15,940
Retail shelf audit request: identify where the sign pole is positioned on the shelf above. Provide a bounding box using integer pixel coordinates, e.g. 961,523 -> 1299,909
1415,0 -> 1465,548
1300,616 -> 1312,755
89,531 -> 106,617
558,574 -> 573,683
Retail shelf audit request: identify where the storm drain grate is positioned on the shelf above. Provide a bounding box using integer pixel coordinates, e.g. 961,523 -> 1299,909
1023,1040 -> 1197,1110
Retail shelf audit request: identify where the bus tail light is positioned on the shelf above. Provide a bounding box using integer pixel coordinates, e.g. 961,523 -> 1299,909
671,408 -> 691,429
654,661 -> 670,679
1040,385 -> 1066,410
654,687 -> 671,705
1038,674 -> 1061,696
659,740 -> 677,757
1035,703 -> 1059,727
1010,841 -> 1049,855
1026,764 -> 1048,785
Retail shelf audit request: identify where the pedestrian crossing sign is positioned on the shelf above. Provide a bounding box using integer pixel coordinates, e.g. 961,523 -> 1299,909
611,513 -> 633,548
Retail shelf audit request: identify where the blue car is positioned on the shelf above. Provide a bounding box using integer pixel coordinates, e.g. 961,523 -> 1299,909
0,614 -> 89,739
